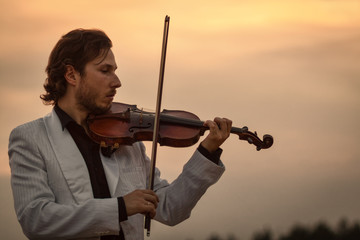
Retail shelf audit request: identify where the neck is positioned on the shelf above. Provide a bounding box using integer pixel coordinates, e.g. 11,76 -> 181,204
57,97 -> 88,128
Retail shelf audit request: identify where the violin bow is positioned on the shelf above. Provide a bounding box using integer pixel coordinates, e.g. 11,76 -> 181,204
145,15 -> 170,237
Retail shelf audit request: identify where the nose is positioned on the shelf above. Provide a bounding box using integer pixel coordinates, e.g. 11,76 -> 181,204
111,74 -> 121,88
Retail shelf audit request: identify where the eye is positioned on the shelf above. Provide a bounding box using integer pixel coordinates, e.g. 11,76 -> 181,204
101,69 -> 109,73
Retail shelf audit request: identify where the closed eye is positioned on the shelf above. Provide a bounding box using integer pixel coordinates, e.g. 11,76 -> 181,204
99,64 -> 117,74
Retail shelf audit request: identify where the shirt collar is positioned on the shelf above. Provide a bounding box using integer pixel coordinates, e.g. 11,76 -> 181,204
54,104 -> 76,131
54,104 -> 116,156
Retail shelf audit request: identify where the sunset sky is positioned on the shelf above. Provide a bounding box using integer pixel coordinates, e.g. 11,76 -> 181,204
1,0 -> 360,239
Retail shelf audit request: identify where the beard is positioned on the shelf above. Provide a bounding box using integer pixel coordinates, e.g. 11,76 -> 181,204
75,80 -> 111,115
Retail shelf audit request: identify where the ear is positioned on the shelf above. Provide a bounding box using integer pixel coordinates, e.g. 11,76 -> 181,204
64,65 -> 79,86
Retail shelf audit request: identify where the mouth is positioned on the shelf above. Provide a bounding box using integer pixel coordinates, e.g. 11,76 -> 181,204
106,91 -> 116,100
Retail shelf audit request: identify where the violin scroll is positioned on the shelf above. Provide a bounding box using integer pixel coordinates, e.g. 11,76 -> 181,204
232,126 -> 274,151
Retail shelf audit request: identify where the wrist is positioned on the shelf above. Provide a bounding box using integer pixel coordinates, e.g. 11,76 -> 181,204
197,144 -> 222,165
200,140 -> 218,153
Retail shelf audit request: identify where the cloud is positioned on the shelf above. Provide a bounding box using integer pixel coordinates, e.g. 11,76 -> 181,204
1,1 -> 360,239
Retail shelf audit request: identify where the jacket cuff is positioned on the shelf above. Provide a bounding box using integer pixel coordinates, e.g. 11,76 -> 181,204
197,144 -> 223,165
117,197 -> 128,222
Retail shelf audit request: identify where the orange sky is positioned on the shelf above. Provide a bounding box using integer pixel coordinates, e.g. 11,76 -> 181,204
1,1 -> 360,239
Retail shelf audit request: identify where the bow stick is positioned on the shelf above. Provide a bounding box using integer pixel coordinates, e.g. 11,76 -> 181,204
144,15 -> 170,237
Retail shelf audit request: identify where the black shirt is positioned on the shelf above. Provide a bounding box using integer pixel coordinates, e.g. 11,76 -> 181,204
54,105 -> 127,224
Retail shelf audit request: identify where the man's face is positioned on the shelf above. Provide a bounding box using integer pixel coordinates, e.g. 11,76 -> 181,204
76,49 -> 121,114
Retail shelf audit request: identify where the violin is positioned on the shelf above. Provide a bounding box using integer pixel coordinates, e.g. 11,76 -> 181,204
87,102 -> 274,151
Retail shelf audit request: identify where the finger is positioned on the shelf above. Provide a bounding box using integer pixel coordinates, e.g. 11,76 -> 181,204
203,119 -> 214,128
215,117 -> 226,131
205,120 -> 221,133
143,189 -> 159,200
143,190 -> 159,202
138,190 -> 159,210
213,117 -> 227,134
225,118 -> 233,131
144,195 -> 159,208
222,118 -> 232,135
143,201 -> 157,218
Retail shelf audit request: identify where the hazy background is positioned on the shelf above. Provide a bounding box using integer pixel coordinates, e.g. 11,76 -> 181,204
1,0 -> 360,239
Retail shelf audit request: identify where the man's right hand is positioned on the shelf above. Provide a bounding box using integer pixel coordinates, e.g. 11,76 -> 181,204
123,189 -> 159,218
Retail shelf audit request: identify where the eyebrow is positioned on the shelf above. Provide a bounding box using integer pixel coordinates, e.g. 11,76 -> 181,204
98,63 -> 117,70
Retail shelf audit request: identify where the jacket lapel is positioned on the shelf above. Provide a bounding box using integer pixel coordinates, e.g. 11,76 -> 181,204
43,110 -> 93,203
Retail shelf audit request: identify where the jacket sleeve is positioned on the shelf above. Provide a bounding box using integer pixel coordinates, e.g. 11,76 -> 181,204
139,143 -> 225,226
9,122 -> 119,239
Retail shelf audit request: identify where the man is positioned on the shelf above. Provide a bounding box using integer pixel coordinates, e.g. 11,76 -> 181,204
9,29 -> 232,240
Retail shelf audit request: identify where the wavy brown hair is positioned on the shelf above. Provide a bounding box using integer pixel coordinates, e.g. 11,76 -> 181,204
40,29 -> 112,105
